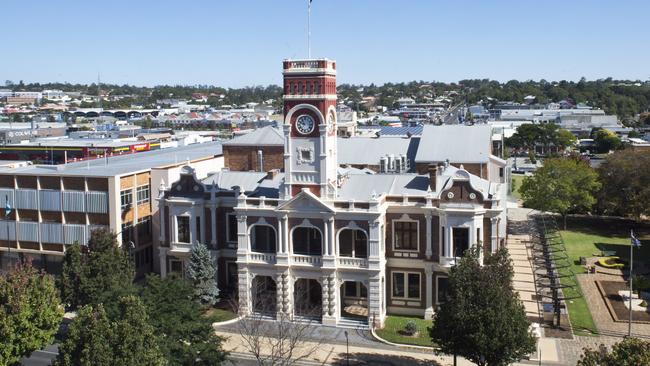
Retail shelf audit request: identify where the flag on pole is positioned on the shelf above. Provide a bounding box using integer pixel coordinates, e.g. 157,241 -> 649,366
631,230 -> 642,248
4,195 -> 11,217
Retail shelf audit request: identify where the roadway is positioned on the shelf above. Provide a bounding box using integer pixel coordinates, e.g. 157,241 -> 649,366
442,103 -> 463,125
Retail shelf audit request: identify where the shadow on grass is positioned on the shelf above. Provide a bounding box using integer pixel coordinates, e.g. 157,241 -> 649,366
559,216 -> 650,238
331,352 -> 442,366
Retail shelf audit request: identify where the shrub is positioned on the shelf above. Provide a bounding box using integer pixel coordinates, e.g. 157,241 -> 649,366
404,320 -> 418,335
640,300 -> 648,308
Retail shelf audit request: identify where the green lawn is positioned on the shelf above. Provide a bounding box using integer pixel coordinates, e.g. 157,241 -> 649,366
375,315 -> 433,347
510,174 -> 525,199
553,216 -> 650,336
203,307 -> 238,323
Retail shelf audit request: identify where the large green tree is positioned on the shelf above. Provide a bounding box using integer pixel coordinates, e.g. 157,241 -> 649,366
78,229 -> 136,318
430,247 -> 536,366
596,150 -> 650,219
577,338 -> 650,366
520,157 -> 600,229
59,242 -> 84,309
0,260 -> 64,365
591,128 -> 622,153
186,242 -> 219,305
505,123 -> 575,156
55,296 -> 165,366
140,274 -> 227,365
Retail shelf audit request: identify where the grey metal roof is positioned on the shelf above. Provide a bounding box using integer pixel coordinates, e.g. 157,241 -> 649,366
201,170 -> 283,198
337,136 -> 420,166
202,171 -> 267,192
0,142 -> 223,177
337,173 -> 430,200
415,125 -> 492,163
223,126 -> 284,146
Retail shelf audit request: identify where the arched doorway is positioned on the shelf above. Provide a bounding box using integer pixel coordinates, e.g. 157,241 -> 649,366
340,281 -> 368,323
251,275 -> 277,315
293,278 -> 322,320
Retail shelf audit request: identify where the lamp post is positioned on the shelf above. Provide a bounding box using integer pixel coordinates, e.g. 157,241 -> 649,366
344,330 -> 349,366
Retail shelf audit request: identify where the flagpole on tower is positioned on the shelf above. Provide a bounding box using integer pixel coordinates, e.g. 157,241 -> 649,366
308,0 -> 311,58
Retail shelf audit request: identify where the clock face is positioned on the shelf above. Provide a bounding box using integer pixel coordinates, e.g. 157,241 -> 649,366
296,115 -> 315,135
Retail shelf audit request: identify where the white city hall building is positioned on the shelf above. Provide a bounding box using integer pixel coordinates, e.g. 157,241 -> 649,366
157,58 -> 508,328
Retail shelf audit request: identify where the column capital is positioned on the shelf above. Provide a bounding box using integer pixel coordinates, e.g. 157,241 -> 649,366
490,216 -> 499,223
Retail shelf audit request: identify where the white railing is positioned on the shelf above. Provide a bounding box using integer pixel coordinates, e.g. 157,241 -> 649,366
170,242 -> 192,252
440,256 -> 457,267
292,254 -> 322,266
337,257 -> 369,268
249,252 -> 277,264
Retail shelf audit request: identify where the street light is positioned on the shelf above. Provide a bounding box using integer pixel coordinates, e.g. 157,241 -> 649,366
344,330 -> 349,366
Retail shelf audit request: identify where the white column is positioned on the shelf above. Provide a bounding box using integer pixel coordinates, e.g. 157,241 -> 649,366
159,203 -> 166,242
237,268 -> 251,315
277,216 -> 285,254
236,214 -> 248,255
328,218 -> 335,256
159,248 -> 168,278
283,215 -> 290,253
491,217 -> 499,253
210,206 -> 217,247
425,212 -> 432,259
275,270 -> 292,318
424,265 -> 434,319
321,273 -> 337,326
446,226 -> 453,259
323,218 -> 329,256
368,275 -> 383,328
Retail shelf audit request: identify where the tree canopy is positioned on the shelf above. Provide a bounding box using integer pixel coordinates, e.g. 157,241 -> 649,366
55,296 -> 165,366
520,157 -> 600,228
591,127 -> 622,153
0,260 -> 63,365
505,123 -> 576,155
79,229 -> 136,317
186,242 -> 219,305
430,247 -> 536,366
596,150 -> 650,219
139,274 -> 228,365
577,338 -> 650,366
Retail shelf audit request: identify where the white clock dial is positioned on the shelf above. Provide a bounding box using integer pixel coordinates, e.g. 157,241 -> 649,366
296,115 -> 315,134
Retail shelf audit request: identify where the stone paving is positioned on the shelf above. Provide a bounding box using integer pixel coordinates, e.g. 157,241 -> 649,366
576,272 -> 650,338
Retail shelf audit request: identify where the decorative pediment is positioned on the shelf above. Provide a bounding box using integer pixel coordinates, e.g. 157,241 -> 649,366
167,165 -> 206,198
277,188 -> 334,213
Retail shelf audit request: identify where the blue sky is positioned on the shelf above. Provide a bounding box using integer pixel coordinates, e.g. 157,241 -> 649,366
1,0 -> 648,87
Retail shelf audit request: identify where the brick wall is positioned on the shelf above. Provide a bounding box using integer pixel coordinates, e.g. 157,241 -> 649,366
223,145 -> 284,172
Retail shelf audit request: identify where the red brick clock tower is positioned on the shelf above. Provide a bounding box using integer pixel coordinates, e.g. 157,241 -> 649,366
282,59 -> 338,199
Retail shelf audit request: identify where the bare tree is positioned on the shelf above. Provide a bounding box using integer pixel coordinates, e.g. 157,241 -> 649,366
231,282 -> 325,366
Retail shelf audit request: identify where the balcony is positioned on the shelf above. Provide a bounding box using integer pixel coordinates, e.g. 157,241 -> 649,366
440,256 -> 457,268
249,252 -> 277,264
337,257 -> 369,268
291,254 -> 322,267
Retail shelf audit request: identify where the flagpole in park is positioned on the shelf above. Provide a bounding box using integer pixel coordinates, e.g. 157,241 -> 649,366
4,195 -> 11,258
628,230 -> 641,337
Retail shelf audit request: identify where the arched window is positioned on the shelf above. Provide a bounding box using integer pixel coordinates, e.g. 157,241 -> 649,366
292,227 -> 322,255
339,229 -> 367,258
250,225 -> 277,253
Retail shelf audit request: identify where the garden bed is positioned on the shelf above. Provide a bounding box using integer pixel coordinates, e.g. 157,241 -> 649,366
596,280 -> 650,324
375,315 -> 433,347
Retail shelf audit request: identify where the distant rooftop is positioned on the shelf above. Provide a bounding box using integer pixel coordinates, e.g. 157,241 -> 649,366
415,125 -> 492,164
0,141 -> 223,177
223,126 -> 284,146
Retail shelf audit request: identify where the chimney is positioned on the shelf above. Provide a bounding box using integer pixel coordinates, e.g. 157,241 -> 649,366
428,164 -> 438,191
266,168 -> 279,180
